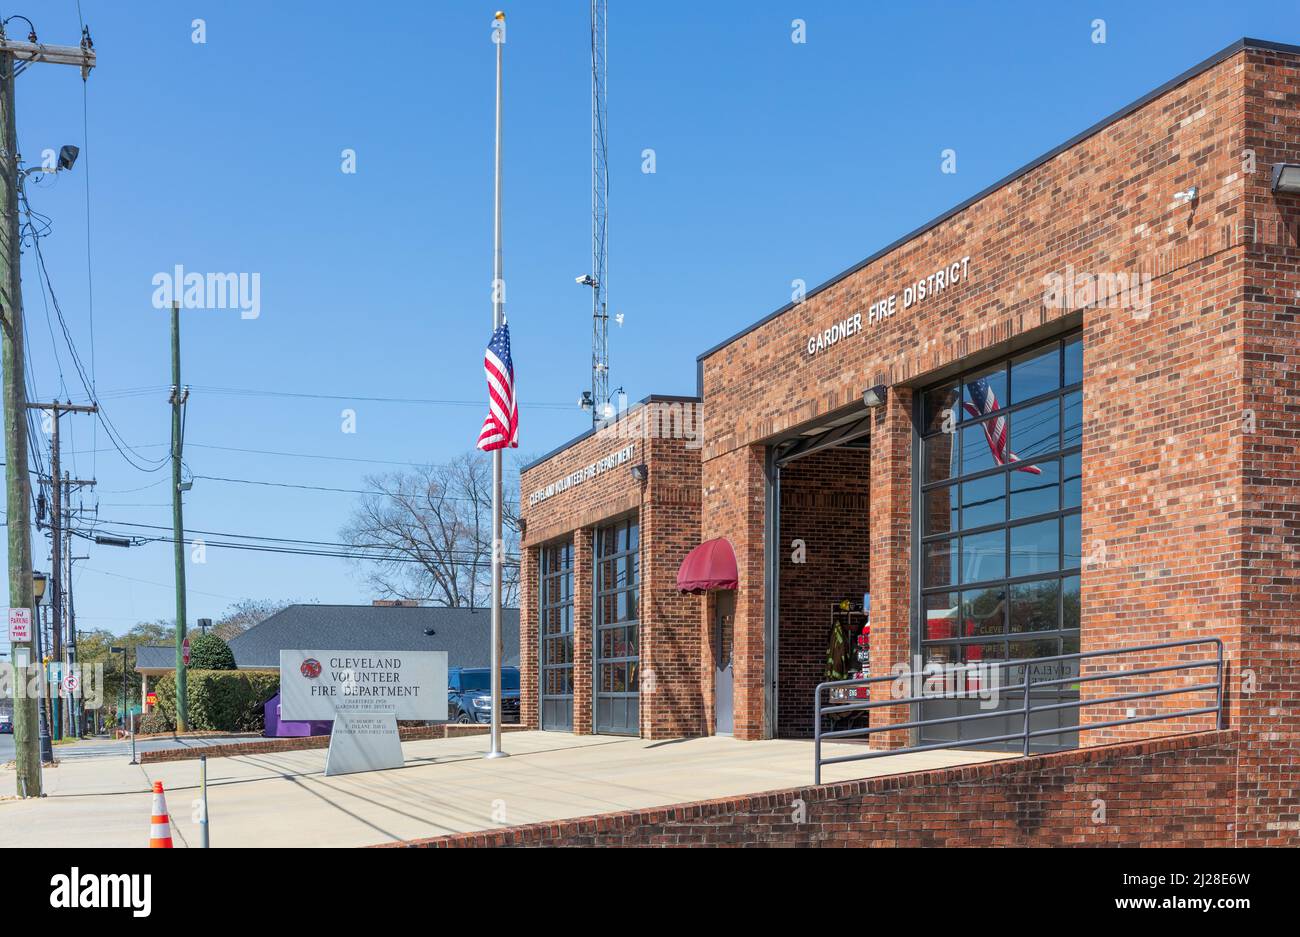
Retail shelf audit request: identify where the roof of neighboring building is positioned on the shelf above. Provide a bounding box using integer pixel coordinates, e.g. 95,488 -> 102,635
135,645 -> 178,672
226,604 -> 520,670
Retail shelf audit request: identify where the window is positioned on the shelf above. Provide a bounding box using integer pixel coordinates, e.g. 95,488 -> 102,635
595,517 -> 639,735
539,539 -> 574,731
918,333 -> 1083,667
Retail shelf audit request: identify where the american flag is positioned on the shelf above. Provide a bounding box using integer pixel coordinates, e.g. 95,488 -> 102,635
477,321 -> 518,451
962,378 -> 1041,474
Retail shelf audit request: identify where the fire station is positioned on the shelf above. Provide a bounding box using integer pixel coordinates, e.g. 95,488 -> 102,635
517,38 -> 1300,843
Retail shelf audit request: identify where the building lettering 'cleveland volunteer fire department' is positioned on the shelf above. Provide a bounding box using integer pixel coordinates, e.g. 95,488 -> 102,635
517,38 -> 1300,844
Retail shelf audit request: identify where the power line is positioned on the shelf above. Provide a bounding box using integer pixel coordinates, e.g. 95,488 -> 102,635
189,384 -> 577,410
192,472 -> 520,505
71,528 -> 520,566
76,565 -> 242,602
79,516 -> 520,558
24,207 -> 167,473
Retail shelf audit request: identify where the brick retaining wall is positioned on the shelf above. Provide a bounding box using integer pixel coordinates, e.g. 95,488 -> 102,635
384,730 -> 1236,847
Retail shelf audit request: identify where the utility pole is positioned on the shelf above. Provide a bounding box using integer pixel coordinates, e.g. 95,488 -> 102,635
0,19 -> 95,797
63,474 -> 93,737
169,302 -> 189,731
28,400 -> 96,742
67,550 -> 90,736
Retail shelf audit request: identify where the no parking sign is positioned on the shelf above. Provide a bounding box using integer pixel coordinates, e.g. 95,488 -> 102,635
7,607 -> 31,642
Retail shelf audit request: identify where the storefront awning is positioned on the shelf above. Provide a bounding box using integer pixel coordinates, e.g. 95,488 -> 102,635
677,538 -> 738,594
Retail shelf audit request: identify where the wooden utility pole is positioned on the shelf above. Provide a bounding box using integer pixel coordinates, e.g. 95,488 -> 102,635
169,302 -> 190,731
63,475 -> 94,736
0,23 -> 95,795
29,401 -> 96,741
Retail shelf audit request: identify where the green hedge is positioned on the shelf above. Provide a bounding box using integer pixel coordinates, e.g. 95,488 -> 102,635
187,633 -> 236,670
154,669 -> 279,732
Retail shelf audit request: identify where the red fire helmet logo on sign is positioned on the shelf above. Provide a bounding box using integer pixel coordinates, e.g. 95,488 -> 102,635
300,658 -> 322,679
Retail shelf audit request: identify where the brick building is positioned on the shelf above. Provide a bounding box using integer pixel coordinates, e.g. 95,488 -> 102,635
519,38 -> 1300,844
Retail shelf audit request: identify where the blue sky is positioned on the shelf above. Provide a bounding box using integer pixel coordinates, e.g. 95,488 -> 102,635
3,0 -> 1291,636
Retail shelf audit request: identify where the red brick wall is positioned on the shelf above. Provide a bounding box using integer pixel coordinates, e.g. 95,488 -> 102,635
777,446 -> 870,738
519,545 -> 539,730
572,528 -> 594,734
520,401 -> 704,739
389,730 -> 1236,847
1235,46 -> 1300,846
641,434 -> 704,737
867,387 -> 914,747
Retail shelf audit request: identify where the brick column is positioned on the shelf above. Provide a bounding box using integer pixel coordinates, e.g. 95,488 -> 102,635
640,460 -> 705,739
704,445 -> 768,740
572,527 -> 594,735
518,545 -> 539,730
868,386 -> 913,748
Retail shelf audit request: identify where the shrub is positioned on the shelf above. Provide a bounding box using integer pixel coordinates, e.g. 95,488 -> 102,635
187,633 -> 236,670
139,709 -> 174,735
153,669 -> 279,732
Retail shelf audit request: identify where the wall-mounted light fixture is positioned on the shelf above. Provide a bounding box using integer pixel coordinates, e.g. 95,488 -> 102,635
862,384 -> 888,408
1270,163 -> 1300,195
630,463 -> 649,482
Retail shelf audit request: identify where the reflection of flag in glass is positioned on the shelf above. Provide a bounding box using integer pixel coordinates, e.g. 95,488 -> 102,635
963,379 -> 1041,474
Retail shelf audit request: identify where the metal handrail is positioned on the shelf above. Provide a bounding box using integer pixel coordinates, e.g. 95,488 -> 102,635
812,636 -> 1223,784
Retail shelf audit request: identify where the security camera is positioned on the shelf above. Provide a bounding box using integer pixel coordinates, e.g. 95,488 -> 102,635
576,274 -> 598,287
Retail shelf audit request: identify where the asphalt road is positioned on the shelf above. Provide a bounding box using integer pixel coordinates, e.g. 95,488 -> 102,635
0,733 -> 262,764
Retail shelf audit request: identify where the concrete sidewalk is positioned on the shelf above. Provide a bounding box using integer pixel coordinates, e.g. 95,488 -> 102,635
0,731 -> 1010,847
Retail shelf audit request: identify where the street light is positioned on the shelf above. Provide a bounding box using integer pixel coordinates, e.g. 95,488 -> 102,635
30,571 -> 52,764
108,645 -> 137,765
1270,163 -> 1300,195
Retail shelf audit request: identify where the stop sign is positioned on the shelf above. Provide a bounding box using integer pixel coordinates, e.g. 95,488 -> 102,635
182,637 -> 191,666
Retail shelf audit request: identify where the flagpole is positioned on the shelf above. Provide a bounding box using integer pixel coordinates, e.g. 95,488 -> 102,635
487,10 -> 507,760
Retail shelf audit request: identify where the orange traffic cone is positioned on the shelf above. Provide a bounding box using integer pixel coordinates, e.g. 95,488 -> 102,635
149,781 -> 174,848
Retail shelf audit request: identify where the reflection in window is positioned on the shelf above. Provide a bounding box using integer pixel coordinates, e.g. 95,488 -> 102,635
918,333 -> 1082,673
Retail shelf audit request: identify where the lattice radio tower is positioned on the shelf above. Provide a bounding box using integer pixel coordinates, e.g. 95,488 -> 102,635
588,0 -> 610,424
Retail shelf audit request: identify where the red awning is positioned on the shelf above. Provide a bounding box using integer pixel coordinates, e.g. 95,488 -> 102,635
676,538 -> 738,594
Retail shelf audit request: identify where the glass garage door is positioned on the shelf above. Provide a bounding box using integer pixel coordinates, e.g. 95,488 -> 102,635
539,539 -> 575,731
916,333 -> 1083,752
594,517 -> 639,735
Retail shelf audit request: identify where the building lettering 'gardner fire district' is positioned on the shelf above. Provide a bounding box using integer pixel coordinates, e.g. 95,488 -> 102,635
518,39 -> 1300,845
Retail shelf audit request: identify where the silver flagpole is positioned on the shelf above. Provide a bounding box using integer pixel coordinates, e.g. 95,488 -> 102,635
487,10 -> 507,760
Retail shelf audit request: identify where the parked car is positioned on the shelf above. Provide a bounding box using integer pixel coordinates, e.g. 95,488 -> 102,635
448,667 -> 520,724
0,719 -> 13,734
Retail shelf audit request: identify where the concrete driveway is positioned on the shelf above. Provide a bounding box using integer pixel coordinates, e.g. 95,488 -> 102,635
0,731 -> 1010,848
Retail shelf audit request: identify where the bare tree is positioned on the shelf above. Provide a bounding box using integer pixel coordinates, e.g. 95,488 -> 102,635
210,598 -> 297,641
340,452 -> 521,608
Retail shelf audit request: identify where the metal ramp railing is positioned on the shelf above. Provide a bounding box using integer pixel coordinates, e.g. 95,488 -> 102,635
812,637 -> 1224,785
